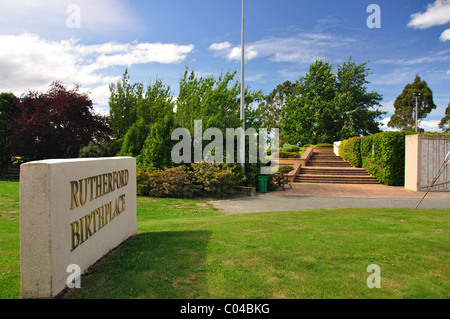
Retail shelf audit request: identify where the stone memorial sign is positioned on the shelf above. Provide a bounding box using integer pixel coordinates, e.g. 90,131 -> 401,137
20,157 -> 137,298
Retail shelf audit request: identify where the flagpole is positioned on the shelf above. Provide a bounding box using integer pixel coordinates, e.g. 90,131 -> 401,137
240,0 -> 245,173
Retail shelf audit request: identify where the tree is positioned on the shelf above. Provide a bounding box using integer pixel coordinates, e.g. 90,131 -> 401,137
281,58 -> 383,145
388,75 -> 436,131
175,68 -> 266,187
282,59 -> 337,145
335,58 -> 384,138
9,82 -> 110,161
141,113 -> 177,169
0,93 -> 19,167
116,76 -> 176,163
257,80 -> 299,134
439,102 -> 450,133
109,69 -> 141,139
119,118 -> 150,158
176,68 -> 264,135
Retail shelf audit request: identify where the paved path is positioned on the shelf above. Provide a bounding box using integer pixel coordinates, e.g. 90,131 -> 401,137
209,183 -> 450,215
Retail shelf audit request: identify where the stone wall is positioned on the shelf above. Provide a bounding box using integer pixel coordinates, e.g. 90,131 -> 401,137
20,157 -> 137,298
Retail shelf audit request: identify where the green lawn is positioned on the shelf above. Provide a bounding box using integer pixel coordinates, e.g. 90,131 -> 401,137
0,181 -> 449,299
0,182 -> 20,299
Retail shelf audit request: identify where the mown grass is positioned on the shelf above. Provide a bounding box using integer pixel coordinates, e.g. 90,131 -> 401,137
0,182 -> 20,299
0,181 -> 449,299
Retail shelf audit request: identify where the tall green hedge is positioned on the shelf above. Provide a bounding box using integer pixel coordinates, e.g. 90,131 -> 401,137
339,137 -> 362,167
362,132 -> 407,186
339,132 -> 408,186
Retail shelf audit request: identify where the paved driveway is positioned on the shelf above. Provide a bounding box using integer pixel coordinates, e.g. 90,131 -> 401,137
208,183 -> 450,214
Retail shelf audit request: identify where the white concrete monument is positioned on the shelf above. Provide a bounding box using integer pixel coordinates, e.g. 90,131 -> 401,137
20,157 -> 137,298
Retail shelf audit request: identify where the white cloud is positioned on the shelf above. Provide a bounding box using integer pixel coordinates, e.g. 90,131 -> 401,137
81,85 -> 112,109
208,41 -> 232,51
0,0 -> 139,35
380,117 -> 398,131
246,73 -> 265,82
380,117 -> 442,132
226,46 -> 259,61
420,120 -> 442,132
376,53 -> 450,66
440,29 -> 450,41
0,33 -> 194,105
371,69 -> 415,86
94,42 -> 195,68
407,0 -> 450,29
380,100 -> 396,115
209,33 -> 355,64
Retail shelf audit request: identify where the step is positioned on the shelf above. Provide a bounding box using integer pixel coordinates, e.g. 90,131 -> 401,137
296,174 -> 378,180
306,161 -> 352,167
310,154 -> 341,158
309,157 -> 343,161
295,175 -> 380,184
296,152 -> 380,184
295,179 -> 380,184
299,169 -> 371,176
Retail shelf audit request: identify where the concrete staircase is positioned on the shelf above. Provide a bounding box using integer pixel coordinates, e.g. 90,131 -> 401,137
295,151 -> 380,184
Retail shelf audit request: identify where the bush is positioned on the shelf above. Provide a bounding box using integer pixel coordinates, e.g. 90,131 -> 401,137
282,143 -> 300,152
192,162 -> 240,197
339,137 -> 362,167
278,151 -> 301,158
137,167 -> 162,197
79,141 -> 111,158
107,138 -> 123,157
361,132 -> 407,186
339,132 -> 410,186
316,143 -> 333,148
137,166 -> 196,198
137,162 -> 241,198
303,143 -> 333,148
278,165 -> 294,174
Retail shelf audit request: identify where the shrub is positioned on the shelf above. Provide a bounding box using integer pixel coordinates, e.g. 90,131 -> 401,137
339,137 -> 362,167
361,132 -> 407,186
282,143 -> 300,152
316,143 -> 333,148
278,165 -> 294,174
137,167 -> 161,196
137,162 -> 241,198
303,143 -> 333,148
79,141 -> 111,158
278,151 -> 300,158
107,138 -> 123,157
192,162 -> 240,197
340,132 -> 410,186
137,166 -> 197,198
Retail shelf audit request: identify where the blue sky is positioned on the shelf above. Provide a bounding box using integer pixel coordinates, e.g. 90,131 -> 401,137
0,0 -> 449,132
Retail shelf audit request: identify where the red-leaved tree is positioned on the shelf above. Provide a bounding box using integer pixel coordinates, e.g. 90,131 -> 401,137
9,82 -> 110,161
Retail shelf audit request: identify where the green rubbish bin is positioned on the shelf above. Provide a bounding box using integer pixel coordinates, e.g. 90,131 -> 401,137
258,176 -> 268,193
